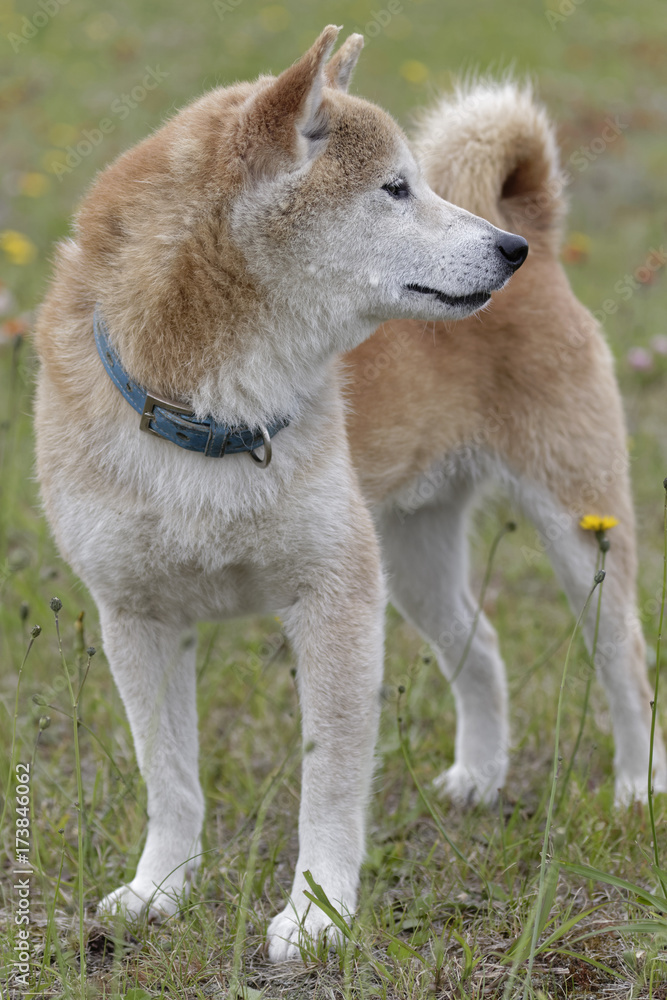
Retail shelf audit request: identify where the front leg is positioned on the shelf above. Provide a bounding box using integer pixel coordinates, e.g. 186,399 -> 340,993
267,515 -> 385,961
96,611 -> 204,921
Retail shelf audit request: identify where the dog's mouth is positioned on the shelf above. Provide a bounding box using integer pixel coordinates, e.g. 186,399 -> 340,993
405,284 -> 492,311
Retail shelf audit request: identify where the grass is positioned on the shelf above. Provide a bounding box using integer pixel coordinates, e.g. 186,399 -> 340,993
2,0 -> 667,996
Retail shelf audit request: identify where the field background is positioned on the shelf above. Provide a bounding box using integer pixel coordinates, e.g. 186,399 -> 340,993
2,0 -> 667,997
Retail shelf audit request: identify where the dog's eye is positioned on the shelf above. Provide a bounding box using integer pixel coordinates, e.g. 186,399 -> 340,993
382,178 -> 410,199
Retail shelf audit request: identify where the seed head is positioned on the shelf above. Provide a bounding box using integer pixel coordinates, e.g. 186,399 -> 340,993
49,596 -> 62,614
594,570 -> 606,585
39,715 -> 51,731
86,646 -> 96,658
30,624 -> 41,638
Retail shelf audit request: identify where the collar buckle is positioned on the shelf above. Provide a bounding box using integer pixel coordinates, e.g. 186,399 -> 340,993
140,391 -> 195,436
94,305 -> 287,466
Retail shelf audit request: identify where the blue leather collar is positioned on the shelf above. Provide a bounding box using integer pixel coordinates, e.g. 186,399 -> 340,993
93,306 -> 288,465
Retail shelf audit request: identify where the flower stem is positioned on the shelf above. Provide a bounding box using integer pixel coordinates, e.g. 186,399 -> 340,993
451,520 -> 516,684
517,570 -> 603,1000
53,607 -> 86,989
648,482 -> 667,897
556,547 -> 606,812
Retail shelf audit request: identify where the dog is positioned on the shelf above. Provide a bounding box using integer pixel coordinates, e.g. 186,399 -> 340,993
345,80 -> 667,808
33,31 -> 528,960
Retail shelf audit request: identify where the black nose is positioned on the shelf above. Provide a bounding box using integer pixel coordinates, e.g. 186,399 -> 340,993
497,233 -> 529,270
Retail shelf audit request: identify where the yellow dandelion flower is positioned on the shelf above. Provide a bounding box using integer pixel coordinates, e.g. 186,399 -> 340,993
561,231 -> 591,264
579,515 -> 619,532
400,60 -> 429,85
0,230 -> 37,266
19,172 -> 50,198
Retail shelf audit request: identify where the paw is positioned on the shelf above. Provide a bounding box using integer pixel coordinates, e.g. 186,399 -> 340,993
433,761 -> 503,807
266,905 -> 345,962
97,879 -> 182,924
614,765 -> 667,808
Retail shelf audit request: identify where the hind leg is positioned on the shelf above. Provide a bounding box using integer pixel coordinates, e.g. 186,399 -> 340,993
519,479 -> 667,805
96,610 -> 204,920
377,487 -> 510,805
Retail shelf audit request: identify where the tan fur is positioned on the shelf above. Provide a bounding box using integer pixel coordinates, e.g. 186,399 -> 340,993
344,81 -> 664,803
347,253 -> 632,544
34,32 -> 534,959
35,62 -> 405,420
413,81 -> 565,248
345,77 -> 634,571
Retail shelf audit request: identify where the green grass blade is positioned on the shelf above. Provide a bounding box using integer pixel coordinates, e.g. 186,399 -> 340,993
303,870 -> 353,940
560,861 -> 667,913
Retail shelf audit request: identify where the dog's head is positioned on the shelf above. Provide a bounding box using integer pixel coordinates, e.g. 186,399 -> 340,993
76,27 -> 528,408
228,26 -> 527,342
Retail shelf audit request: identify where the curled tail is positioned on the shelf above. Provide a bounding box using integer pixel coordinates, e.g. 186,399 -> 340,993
412,80 -> 565,249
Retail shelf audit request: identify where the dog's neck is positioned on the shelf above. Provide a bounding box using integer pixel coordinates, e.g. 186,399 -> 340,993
195,317 -> 376,426
75,183 -> 376,427
98,297 -> 375,429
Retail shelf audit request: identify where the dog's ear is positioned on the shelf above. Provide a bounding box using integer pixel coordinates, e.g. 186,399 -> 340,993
325,33 -> 364,92
239,24 -> 340,177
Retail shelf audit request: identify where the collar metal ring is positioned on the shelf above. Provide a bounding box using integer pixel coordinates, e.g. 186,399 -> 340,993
248,424 -> 272,468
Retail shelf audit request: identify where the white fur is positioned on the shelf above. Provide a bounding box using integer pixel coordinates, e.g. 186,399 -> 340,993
74,383 -> 387,957
36,39 -> 531,961
35,34 -> 531,961
377,453 -> 667,807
